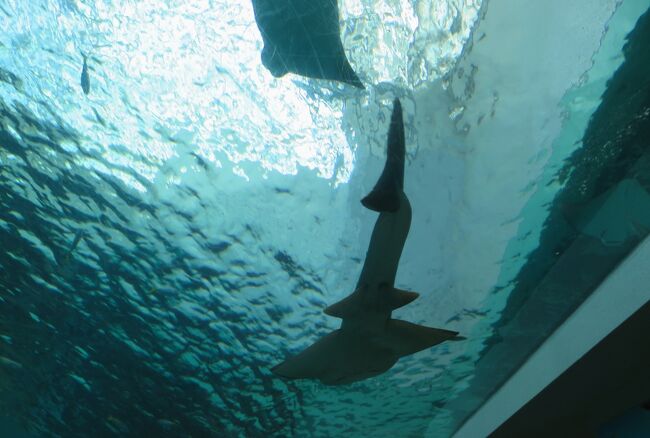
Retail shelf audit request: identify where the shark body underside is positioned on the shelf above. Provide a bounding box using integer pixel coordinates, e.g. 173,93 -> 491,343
272,99 -> 461,385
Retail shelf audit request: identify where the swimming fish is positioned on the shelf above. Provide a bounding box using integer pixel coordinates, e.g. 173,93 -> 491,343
251,0 -> 364,88
272,99 -> 461,385
80,52 -> 90,94
57,229 -> 84,271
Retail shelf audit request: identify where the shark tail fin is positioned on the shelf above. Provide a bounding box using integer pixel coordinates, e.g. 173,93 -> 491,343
361,98 -> 405,212
382,319 -> 461,357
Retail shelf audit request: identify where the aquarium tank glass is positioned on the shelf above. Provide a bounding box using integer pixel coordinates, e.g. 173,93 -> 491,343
0,0 -> 649,436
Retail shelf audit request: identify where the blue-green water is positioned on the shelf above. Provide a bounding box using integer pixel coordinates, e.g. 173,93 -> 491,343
0,0 -> 649,437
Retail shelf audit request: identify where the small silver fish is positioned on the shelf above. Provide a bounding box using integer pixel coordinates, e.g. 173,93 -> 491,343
80,52 -> 90,94
0,355 -> 22,370
60,229 -> 84,266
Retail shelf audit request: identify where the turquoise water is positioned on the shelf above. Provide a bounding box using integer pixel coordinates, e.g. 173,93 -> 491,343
0,0 -> 649,436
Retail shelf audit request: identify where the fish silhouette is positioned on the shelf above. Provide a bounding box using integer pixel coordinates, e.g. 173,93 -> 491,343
272,99 -> 461,385
251,0 -> 364,88
80,52 -> 90,94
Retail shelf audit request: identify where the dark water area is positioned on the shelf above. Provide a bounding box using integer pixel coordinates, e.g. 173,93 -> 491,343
0,102 -> 305,435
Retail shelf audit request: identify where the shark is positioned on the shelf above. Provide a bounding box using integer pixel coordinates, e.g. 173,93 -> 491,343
251,0 -> 364,88
272,99 -> 462,385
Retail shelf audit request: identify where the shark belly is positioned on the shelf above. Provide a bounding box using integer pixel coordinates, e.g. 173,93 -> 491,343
272,329 -> 398,385
338,191 -> 412,333
356,191 -> 412,290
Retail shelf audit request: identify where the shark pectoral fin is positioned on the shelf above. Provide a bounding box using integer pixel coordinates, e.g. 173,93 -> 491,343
324,288 -> 362,318
272,358 -> 309,381
383,319 -> 460,357
388,288 -> 419,310
272,331 -> 340,380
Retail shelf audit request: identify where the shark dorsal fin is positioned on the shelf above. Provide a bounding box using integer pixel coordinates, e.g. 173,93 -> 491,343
324,286 -> 420,319
388,288 -> 419,310
324,288 -> 362,318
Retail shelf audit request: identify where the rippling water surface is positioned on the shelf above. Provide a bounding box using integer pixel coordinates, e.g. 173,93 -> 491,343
1,0 -> 648,436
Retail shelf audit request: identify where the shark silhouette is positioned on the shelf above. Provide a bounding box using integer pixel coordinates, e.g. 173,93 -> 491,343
272,99 -> 461,385
251,0 -> 364,88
